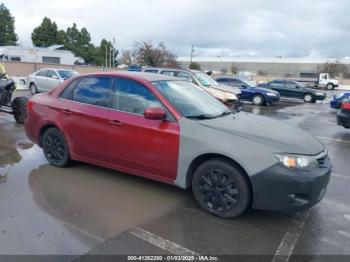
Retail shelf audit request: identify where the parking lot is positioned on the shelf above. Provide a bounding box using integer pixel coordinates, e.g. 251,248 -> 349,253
0,90 -> 350,261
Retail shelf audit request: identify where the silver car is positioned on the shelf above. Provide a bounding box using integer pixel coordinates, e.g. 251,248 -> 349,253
27,68 -> 79,95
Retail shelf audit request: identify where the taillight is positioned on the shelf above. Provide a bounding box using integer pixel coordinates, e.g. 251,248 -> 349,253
27,100 -> 33,111
341,102 -> 350,110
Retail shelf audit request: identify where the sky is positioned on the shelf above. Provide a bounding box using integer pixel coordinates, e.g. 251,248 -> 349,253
2,0 -> 350,58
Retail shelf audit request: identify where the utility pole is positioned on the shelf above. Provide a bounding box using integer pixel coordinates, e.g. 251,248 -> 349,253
112,38 -> 116,68
190,44 -> 195,64
105,45 -> 108,68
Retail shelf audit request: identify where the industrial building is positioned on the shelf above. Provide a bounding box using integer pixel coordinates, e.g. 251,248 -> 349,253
178,57 -> 350,77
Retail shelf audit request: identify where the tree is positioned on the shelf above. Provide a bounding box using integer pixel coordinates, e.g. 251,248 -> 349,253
31,17 -> 59,47
317,60 -> 348,77
133,41 -> 179,68
230,64 -> 240,74
99,39 -> 119,67
121,50 -> 133,65
0,3 -> 18,45
189,62 -> 201,70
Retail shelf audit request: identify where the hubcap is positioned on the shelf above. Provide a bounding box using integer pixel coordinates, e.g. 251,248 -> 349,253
253,96 -> 262,104
199,169 -> 240,212
327,85 -> 332,90
43,134 -> 65,164
305,95 -> 312,102
30,85 -> 36,94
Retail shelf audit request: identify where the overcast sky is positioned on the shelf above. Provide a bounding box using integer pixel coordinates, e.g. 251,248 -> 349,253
2,0 -> 350,58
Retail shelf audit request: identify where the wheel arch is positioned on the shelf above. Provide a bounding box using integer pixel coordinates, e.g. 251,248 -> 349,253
185,153 -> 254,201
39,124 -> 59,146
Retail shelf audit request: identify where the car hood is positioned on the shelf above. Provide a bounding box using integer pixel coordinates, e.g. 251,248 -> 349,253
210,84 -> 241,95
197,112 -> 324,155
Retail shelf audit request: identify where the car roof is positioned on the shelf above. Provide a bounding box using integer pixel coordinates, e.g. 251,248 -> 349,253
36,68 -> 75,71
76,71 -> 178,82
144,67 -> 191,73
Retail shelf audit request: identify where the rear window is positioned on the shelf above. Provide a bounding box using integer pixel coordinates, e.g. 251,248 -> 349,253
35,70 -> 48,77
71,77 -> 111,107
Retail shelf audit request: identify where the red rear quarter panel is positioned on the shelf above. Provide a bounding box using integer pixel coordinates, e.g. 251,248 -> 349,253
24,92 -> 63,146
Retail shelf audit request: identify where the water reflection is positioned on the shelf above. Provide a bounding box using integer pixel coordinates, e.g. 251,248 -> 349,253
29,163 -> 189,240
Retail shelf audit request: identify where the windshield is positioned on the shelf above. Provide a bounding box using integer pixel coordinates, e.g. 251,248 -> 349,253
193,71 -> 218,87
295,81 -> 306,88
152,80 -> 231,119
57,70 -> 78,79
240,79 -> 255,88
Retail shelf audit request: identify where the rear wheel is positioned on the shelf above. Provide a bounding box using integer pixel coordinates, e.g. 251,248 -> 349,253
326,83 -> 334,90
192,159 -> 251,218
303,93 -> 314,103
42,128 -> 70,167
12,97 -> 28,124
30,83 -> 38,95
252,94 -> 264,106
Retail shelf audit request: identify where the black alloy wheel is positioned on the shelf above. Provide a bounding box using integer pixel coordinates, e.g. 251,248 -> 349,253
42,128 -> 70,167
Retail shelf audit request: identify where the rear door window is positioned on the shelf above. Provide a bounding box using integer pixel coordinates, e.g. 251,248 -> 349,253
71,77 -> 111,107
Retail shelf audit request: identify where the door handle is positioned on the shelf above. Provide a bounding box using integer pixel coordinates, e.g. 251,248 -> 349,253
62,109 -> 72,115
109,120 -> 122,126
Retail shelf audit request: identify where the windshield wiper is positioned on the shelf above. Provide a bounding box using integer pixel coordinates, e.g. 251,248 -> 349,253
186,114 -> 216,120
217,111 -> 232,117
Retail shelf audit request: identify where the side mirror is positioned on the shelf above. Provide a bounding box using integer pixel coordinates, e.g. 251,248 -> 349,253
51,75 -> 59,79
241,85 -> 247,89
295,85 -> 300,89
144,107 -> 166,120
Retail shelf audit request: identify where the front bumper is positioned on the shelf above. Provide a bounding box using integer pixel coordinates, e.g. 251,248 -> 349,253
264,95 -> 280,104
251,158 -> 331,213
315,94 -> 327,101
337,109 -> 350,128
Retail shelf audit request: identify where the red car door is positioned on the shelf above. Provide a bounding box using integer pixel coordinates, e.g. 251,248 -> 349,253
106,77 -> 180,182
58,76 -> 112,163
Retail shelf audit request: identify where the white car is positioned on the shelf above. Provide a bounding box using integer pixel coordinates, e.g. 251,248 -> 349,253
27,68 -> 79,94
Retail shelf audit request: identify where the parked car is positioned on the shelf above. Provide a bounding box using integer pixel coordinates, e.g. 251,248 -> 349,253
143,68 -> 241,110
337,98 -> 350,129
330,92 -> 350,109
258,80 -> 327,103
25,72 -> 331,218
27,68 -> 79,95
216,77 -> 280,106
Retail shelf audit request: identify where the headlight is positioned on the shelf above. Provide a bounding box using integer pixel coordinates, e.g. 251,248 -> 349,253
226,93 -> 237,101
274,153 -> 318,170
316,92 -> 325,96
266,92 -> 277,96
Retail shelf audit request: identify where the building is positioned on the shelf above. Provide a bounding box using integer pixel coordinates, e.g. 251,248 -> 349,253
0,45 -> 84,65
178,57 -> 350,77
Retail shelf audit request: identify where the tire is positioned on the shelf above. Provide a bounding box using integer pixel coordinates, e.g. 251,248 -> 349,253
192,159 -> 251,218
326,83 -> 334,90
42,128 -> 70,167
303,93 -> 314,103
252,94 -> 264,106
12,97 -> 28,124
30,83 -> 38,95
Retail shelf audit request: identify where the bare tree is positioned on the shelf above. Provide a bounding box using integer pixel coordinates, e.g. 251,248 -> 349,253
230,64 -> 240,74
133,41 -> 180,68
317,60 -> 348,77
121,50 -> 132,65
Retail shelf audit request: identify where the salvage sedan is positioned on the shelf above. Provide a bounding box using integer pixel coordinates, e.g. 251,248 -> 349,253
25,72 -> 332,218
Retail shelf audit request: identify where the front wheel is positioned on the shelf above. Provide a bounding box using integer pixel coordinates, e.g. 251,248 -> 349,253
252,94 -> 264,106
12,97 -> 28,124
42,128 -> 70,167
30,83 -> 38,95
303,93 -> 314,103
192,159 -> 251,218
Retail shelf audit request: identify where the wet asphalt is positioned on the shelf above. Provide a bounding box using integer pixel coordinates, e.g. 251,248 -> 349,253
0,90 -> 349,261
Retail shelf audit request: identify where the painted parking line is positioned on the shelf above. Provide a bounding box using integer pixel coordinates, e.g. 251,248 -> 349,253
271,210 -> 310,262
333,173 -> 350,180
130,227 -> 199,256
316,136 -> 350,144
